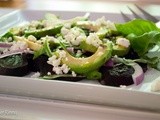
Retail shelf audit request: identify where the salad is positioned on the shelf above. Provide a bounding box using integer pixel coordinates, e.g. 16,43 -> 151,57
0,13 -> 160,92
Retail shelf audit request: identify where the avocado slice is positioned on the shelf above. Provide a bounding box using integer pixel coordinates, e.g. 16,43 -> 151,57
13,36 -> 42,51
79,40 -> 97,53
112,45 -> 129,56
61,42 -> 112,74
96,27 -> 111,39
24,25 -> 62,39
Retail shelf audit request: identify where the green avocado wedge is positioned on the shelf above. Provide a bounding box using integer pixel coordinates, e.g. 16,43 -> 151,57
112,45 -> 130,56
61,42 -> 113,74
24,25 -> 63,39
79,40 -> 97,53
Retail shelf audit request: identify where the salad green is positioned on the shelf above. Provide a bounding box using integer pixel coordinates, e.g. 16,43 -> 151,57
116,19 -> 160,70
0,13 -> 160,87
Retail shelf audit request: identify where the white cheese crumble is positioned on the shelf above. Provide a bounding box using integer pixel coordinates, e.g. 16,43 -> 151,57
47,50 -> 71,75
116,38 -> 130,48
95,16 -> 116,30
28,20 -> 43,30
61,27 -> 70,36
151,78 -> 160,92
9,41 -> 28,51
47,55 -> 61,67
61,64 -> 70,74
28,35 -> 37,42
86,33 -> 102,47
72,71 -> 77,77
120,85 -> 127,88
64,23 -> 71,29
47,72 -> 51,75
76,50 -> 82,55
156,21 -> 160,28
52,64 -> 70,75
63,27 -> 86,46
42,19 -> 62,28
31,72 -> 40,78
57,49 -> 66,58
105,20 -> 117,31
76,16 -> 116,31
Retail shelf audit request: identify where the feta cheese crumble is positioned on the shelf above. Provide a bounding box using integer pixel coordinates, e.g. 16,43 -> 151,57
62,27 -> 86,46
95,16 -> 116,30
151,78 -> 160,92
72,71 -> 77,77
116,38 -> 130,48
28,35 -> 37,42
86,33 -> 102,47
9,41 -> 28,51
47,50 -> 71,75
76,16 -> 116,32
31,72 -> 40,78
61,27 -> 70,36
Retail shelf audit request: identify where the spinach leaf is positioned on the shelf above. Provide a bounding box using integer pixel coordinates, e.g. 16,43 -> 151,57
33,46 -> 45,59
127,31 -> 160,56
116,19 -> 159,36
127,31 -> 160,70
33,39 -> 53,59
0,32 -> 13,42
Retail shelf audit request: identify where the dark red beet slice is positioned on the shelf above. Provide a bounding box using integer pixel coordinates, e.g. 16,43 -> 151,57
32,55 -> 53,76
0,54 -> 29,76
99,64 -> 134,87
99,62 -> 144,87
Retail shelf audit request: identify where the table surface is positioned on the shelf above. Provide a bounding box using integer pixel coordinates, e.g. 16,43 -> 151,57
0,0 -> 160,15
0,0 -> 160,21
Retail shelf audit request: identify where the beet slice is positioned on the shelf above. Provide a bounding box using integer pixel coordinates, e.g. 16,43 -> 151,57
99,62 -> 145,87
0,54 -> 29,76
29,55 -> 53,76
99,64 -> 134,87
26,54 -> 40,72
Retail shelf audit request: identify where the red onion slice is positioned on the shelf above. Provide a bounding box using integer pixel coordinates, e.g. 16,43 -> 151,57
0,49 -> 33,59
66,47 -> 74,54
104,58 -> 114,67
0,42 -> 13,48
132,63 -> 144,85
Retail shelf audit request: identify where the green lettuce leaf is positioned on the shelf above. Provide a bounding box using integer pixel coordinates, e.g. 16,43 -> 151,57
127,31 -> 160,56
127,31 -> 160,70
33,46 -> 45,59
33,39 -> 53,59
116,19 -> 159,36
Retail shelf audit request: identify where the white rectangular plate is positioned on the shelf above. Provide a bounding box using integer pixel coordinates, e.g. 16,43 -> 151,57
0,94 -> 160,120
0,10 -> 160,112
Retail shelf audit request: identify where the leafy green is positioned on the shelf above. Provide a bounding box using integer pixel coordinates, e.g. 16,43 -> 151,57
116,19 -> 159,36
126,31 -> 160,69
127,31 -> 160,56
33,39 -> 53,59
0,32 -> 13,42
42,74 -> 85,81
33,46 -> 45,59
115,19 -> 160,70
43,39 -> 53,57
0,55 -> 24,68
85,71 -> 102,80
140,56 -> 160,70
